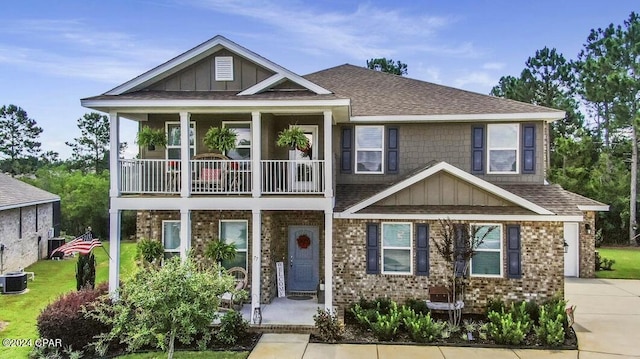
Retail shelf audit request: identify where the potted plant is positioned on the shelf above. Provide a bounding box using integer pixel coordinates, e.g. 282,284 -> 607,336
136,126 -> 167,151
203,127 -> 237,154
276,126 -> 309,152
204,239 -> 237,267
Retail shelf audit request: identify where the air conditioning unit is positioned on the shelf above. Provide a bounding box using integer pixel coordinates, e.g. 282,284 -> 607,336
0,272 -> 28,294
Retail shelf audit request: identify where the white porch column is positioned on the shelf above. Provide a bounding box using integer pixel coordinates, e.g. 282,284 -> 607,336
251,209 -> 261,323
180,209 -> 191,260
324,210 -> 333,311
323,110 -> 334,198
180,112 -> 191,198
251,112 -> 261,197
109,112 -> 120,197
108,208 -> 121,298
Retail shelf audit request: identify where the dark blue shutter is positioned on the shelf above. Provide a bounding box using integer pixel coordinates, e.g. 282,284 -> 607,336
415,224 -> 429,276
507,225 -> 522,278
471,125 -> 485,174
340,127 -> 353,173
454,224 -> 467,277
366,223 -> 380,274
522,124 -> 536,174
386,127 -> 399,174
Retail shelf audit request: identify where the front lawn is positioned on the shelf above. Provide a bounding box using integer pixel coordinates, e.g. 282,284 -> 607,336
0,241 -> 137,359
596,247 -> 640,279
116,351 -> 248,359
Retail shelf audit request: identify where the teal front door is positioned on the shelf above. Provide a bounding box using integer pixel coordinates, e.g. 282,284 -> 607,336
288,226 -> 319,292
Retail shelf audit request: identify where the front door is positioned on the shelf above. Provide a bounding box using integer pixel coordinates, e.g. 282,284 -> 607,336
288,226 -> 319,292
289,125 -> 319,192
564,222 -> 579,277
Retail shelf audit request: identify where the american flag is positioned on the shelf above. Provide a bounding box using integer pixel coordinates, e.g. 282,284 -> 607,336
51,233 -> 102,256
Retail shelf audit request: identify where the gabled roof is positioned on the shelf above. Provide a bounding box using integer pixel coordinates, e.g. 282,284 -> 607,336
304,64 -> 566,121
499,184 -> 609,214
105,35 -> 331,96
336,162 -> 554,216
0,174 -> 60,211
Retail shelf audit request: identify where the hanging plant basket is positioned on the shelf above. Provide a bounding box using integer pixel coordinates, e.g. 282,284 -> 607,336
296,234 -> 311,249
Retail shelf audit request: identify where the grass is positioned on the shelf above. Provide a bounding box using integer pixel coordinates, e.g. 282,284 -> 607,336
0,241 -> 138,359
116,351 -> 248,359
595,247 -> 640,279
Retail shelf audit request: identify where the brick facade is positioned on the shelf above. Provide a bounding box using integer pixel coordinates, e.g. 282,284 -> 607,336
579,211 -> 596,278
332,219 -> 565,313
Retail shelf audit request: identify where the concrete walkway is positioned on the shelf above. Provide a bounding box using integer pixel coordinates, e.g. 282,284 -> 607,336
248,279 -> 640,359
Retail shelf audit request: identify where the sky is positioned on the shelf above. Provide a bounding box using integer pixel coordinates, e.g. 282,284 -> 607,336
0,0 -> 637,159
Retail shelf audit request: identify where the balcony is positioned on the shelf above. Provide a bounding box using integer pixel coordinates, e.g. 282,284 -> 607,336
118,159 -> 326,195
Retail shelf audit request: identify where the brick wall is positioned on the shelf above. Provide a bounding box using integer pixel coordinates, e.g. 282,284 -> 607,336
579,211 -> 596,278
0,203 -> 53,272
332,219 -> 564,313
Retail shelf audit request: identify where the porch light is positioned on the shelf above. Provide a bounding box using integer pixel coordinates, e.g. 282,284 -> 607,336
585,223 -> 592,235
563,240 -> 569,253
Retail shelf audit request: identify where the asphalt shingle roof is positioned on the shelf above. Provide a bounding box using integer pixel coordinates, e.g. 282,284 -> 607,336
304,64 -> 564,117
0,174 -> 59,210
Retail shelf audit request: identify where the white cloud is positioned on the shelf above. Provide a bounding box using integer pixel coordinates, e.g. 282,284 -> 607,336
454,71 -> 498,91
185,0 -> 479,60
482,62 -> 506,70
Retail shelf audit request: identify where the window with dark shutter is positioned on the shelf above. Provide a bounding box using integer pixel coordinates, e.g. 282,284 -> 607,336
522,124 -> 536,174
507,225 -> 522,278
366,223 -> 380,274
471,125 -> 485,174
387,127 -> 399,174
415,224 -> 429,276
341,127 -> 353,173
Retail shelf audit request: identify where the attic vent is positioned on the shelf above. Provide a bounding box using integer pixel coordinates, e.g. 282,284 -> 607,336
215,56 -> 234,81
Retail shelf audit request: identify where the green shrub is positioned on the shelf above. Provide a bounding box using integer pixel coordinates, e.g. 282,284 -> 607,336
403,311 -> 445,343
534,305 -> 565,346
37,283 -> 110,353
76,253 -> 96,290
510,301 -> 533,333
486,298 -> 506,316
487,310 -> 526,345
544,298 -> 568,329
404,298 -> 430,316
216,310 -> 249,345
313,308 -> 344,342
369,302 -> 401,341
136,238 -> 164,266
350,303 -> 378,330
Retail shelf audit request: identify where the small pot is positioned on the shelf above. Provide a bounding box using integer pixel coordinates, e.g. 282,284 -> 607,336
147,145 -> 156,151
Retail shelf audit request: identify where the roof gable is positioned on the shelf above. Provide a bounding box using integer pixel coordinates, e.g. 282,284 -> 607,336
0,174 -> 60,211
106,35 -> 331,96
338,162 -> 554,216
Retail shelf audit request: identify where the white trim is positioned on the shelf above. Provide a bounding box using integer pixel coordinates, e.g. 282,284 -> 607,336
214,56 -> 234,81
577,205 -> 609,212
0,198 -> 59,212
334,213 -> 583,222
219,219 -> 249,270
469,223 -> 503,278
239,73 -> 285,95
381,222 -> 413,275
354,125 -> 385,174
109,112 -> 120,197
324,210 -> 333,311
108,209 -> 121,298
165,121 -> 196,162
251,210 -> 261,323
341,161 -> 554,215
487,123 -> 519,175
82,99 -> 351,110
323,111 -> 334,198
105,35 -> 331,95
349,112 -> 566,123
111,196 -> 333,212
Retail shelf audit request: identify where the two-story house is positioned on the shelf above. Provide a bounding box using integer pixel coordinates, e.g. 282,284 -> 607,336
81,36 -> 607,323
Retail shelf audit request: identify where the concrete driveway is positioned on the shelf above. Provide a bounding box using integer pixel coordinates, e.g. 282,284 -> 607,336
565,278 -> 640,358
248,278 -> 640,359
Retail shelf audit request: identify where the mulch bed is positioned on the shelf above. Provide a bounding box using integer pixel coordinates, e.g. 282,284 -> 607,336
310,313 -> 578,350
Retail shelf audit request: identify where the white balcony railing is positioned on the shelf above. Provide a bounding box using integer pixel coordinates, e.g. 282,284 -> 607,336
119,159 -> 325,195
120,159 -> 182,194
261,160 -> 325,194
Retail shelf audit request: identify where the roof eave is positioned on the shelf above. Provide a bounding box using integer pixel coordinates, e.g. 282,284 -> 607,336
349,112 -> 566,123
0,197 -> 60,212
577,204 -> 610,212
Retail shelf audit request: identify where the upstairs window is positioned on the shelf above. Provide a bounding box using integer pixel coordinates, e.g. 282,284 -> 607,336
355,126 -> 384,174
166,122 -> 196,160
487,124 -> 519,174
222,122 -> 251,160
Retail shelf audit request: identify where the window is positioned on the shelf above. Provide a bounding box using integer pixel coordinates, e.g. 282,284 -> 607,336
219,220 -> 248,270
381,222 -> 412,274
222,122 -> 251,160
355,126 -> 384,174
470,224 -> 502,277
165,122 -> 196,161
487,124 -> 519,173
162,220 -> 181,259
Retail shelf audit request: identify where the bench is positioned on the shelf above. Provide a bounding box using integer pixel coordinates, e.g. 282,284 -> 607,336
425,286 -> 464,324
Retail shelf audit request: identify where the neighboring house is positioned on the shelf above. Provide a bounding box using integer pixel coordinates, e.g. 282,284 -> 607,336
0,174 -> 60,273
81,36 -> 608,321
